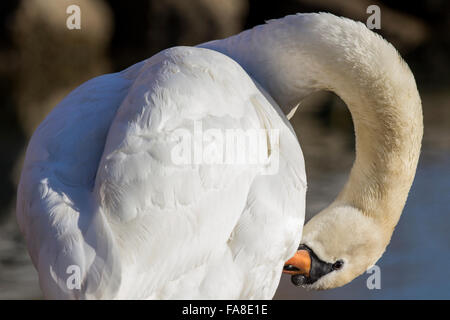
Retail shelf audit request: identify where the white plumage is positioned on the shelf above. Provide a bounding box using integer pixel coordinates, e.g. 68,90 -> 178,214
16,12 -> 422,298
17,38 -> 306,299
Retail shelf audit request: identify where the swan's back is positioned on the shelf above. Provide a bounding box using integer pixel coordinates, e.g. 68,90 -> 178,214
17,46 -> 306,299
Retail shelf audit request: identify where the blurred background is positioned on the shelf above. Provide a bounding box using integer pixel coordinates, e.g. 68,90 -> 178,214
0,0 -> 449,299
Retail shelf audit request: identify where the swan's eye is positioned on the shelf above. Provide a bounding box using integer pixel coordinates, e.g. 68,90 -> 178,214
332,260 -> 344,270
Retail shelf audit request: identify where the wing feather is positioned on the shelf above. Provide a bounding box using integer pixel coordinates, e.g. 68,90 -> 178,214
17,62 -> 144,298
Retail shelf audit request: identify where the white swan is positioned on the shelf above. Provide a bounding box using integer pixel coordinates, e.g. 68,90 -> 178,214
16,13 -> 422,299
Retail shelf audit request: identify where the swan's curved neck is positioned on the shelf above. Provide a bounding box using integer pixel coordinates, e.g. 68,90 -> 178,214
201,13 -> 423,232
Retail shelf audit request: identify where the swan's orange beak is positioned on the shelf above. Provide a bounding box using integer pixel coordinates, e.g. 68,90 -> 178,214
283,249 -> 311,276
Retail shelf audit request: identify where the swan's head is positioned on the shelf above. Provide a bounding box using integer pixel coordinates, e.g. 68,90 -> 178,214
283,205 -> 388,290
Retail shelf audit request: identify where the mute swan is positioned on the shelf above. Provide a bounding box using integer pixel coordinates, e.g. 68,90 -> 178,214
16,13 -> 422,298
